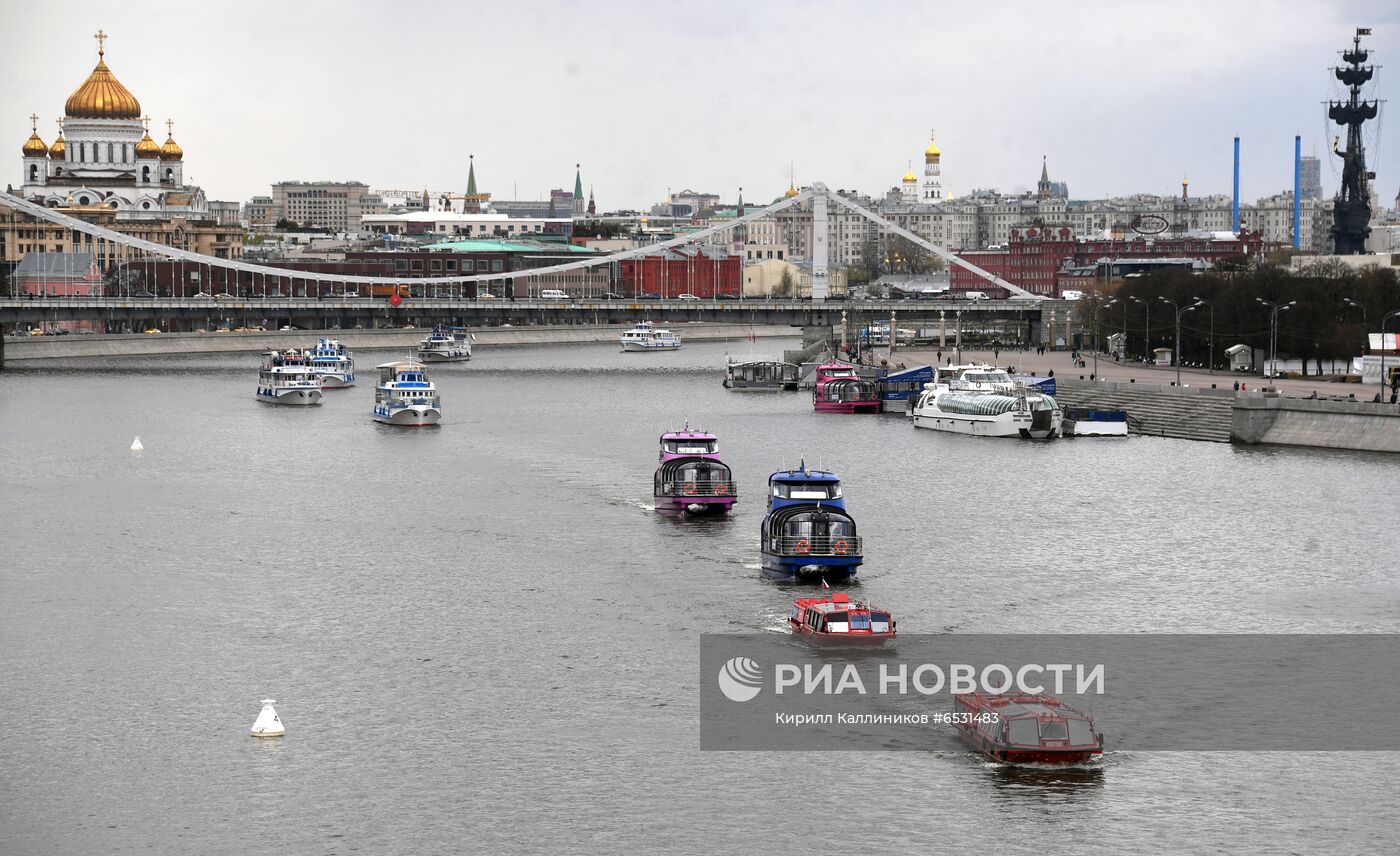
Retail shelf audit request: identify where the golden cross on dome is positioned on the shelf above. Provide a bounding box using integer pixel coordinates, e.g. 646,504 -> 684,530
55,118 -> 63,135
29,113 -> 38,132
142,115 -> 151,132
94,29 -> 107,57
166,118 -> 174,137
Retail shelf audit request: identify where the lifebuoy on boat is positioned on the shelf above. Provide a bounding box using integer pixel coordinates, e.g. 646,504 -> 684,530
794,539 -> 811,555
714,482 -> 729,495
833,539 -> 850,555
683,482 -> 697,496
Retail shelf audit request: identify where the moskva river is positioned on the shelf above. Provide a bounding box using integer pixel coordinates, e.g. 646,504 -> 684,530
2,339 -> 1396,854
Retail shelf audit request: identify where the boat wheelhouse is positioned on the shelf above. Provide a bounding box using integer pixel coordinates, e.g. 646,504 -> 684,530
724,356 -> 800,391
417,325 -> 472,362
653,425 -> 737,514
255,351 -> 322,406
789,592 -> 895,645
373,360 -> 441,426
760,463 -> 862,581
305,337 -> 355,388
912,382 -> 1061,439
879,364 -> 933,412
952,692 -> 1103,765
1062,407 -> 1129,437
813,363 -> 879,413
620,321 -> 682,352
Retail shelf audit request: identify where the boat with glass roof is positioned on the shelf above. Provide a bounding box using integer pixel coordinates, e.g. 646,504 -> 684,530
812,363 -> 880,413
653,424 -> 737,514
760,462 -> 862,581
789,592 -> 895,645
255,351 -> 322,406
372,360 -> 441,426
952,692 -> 1104,764
911,365 -> 1061,439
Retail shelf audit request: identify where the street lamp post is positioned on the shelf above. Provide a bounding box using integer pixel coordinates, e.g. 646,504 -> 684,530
1381,309 -> 1400,404
1092,299 -> 1117,379
1129,295 -> 1149,361
1159,296 -> 1197,388
1257,298 -> 1297,383
1192,296 -> 1214,374
1343,297 -> 1367,327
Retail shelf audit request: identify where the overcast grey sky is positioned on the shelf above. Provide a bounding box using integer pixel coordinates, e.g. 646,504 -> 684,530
3,0 -> 1397,209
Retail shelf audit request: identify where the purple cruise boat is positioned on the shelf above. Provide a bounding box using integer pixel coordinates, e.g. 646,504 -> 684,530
653,424 -> 738,514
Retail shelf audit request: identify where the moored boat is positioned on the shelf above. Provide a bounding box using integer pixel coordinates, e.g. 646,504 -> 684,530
620,321 -> 682,352
789,592 -> 895,644
417,325 -> 472,362
305,337 -> 355,388
373,360 -> 441,426
724,356 -> 800,391
760,463 -> 863,581
911,365 -> 1061,439
813,363 -> 880,413
255,351 -> 322,406
1062,407 -> 1129,437
653,424 -> 737,514
952,692 -> 1104,764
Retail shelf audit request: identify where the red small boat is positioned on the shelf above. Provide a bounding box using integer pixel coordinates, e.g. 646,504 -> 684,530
953,692 -> 1103,764
812,363 -> 880,414
788,592 -> 895,644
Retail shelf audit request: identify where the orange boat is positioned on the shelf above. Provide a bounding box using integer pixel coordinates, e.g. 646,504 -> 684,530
788,592 -> 895,644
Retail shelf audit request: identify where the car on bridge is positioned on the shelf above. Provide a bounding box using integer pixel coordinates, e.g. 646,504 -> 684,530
131,290 -> 156,299
640,293 -> 662,300
678,293 -> 700,301
600,292 -> 624,300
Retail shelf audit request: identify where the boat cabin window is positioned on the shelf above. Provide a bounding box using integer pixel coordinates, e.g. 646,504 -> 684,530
964,371 -> 1010,384
782,513 -> 855,539
849,612 -> 870,630
772,482 -> 841,500
664,440 -> 717,455
1067,719 -> 1095,745
824,368 -> 855,378
1039,720 -> 1068,741
826,611 -> 849,633
869,612 -> 890,633
1008,719 -> 1039,745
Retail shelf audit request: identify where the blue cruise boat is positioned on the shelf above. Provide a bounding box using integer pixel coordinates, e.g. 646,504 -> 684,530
372,360 -> 441,426
305,337 -> 355,388
760,462 -> 863,581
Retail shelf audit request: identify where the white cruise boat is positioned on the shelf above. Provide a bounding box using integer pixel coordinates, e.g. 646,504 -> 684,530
255,352 -> 323,406
620,321 -> 682,352
911,368 -> 1061,439
305,337 -> 355,388
417,326 -> 473,362
373,360 -> 441,426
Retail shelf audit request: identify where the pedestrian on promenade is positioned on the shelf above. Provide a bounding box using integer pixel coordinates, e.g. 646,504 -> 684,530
1233,381 -> 1240,392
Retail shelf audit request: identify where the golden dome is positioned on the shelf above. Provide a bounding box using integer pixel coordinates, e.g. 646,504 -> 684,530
48,131 -> 66,159
65,49 -> 142,119
924,142 -> 941,161
135,131 -> 160,158
23,130 -> 49,158
902,170 -> 918,183
160,133 -> 183,161
784,185 -> 799,198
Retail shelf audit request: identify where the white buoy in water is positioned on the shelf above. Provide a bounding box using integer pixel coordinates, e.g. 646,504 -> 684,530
130,436 -> 144,452
250,698 -> 285,738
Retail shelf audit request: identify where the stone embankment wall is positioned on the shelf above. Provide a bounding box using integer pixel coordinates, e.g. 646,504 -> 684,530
1232,396 -> 1400,453
4,324 -> 795,361
1053,379 -> 1235,442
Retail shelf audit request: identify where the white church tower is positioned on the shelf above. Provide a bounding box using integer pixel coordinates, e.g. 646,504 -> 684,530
922,129 -> 945,202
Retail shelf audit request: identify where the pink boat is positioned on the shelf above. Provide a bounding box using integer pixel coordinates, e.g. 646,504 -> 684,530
653,424 -> 737,514
813,363 -> 880,414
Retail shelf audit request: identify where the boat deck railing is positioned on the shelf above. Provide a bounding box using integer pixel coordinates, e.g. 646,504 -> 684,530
658,480 -> 737,498
770,535 -> 862,557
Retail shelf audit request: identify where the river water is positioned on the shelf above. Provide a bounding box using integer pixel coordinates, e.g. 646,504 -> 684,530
1,339 -> 1397,854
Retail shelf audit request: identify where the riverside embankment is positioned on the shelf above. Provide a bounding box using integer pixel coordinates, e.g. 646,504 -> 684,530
1,322 -> 796,362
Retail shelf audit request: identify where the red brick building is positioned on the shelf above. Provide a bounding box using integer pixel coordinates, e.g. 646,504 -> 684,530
619,247 -> 741,298
951,226 -> 1266,297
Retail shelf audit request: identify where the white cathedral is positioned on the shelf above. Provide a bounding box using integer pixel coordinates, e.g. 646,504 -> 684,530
17,31 -> 208,218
